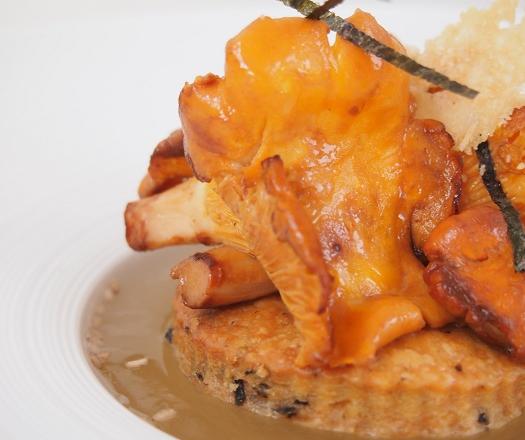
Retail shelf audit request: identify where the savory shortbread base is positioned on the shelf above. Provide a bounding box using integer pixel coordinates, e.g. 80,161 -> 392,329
172,294 -> 525,438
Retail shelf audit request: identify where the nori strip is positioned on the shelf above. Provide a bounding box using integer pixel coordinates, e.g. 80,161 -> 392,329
307,0 -> 344,19
476,141 -> 525,272
279,0 -> 478,99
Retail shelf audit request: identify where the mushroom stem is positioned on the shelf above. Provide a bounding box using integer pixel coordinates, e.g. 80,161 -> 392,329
171,246 -> 276,309
125,178 -> 247,251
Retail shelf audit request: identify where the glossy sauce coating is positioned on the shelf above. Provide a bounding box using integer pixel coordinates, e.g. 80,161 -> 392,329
425,205 -> 525,360
180,12 -> 460,366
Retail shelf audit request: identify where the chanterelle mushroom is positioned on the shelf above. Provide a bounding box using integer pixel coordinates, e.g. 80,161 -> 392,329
180,11 -> 461,366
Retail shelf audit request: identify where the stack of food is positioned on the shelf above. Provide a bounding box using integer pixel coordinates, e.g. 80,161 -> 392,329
125,0 -> 525,437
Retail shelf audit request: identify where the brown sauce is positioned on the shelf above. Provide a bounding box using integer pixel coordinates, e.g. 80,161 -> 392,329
85,247 -> 525,440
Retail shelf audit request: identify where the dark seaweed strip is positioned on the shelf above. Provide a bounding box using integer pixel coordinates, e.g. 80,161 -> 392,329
307,0 -> 344,19
279,0 -> 478,99
476,141 -> 525,272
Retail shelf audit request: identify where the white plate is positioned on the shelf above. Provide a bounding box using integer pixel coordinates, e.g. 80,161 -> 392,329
0,0 -> 498,438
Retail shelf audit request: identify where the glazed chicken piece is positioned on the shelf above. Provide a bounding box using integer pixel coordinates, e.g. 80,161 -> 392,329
180,11 -> 461,366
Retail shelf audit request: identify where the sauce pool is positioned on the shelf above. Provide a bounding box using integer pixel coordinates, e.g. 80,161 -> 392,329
85,247 -> 525,440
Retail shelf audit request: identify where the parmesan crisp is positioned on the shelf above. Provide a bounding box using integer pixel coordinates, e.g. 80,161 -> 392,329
412,0 -> 525,154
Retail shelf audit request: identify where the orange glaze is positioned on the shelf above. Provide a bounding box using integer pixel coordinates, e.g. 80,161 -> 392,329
180,11 -> 459,366
329,295 -> 424,366
425,205 -> 525,361
423,107 -> 525,361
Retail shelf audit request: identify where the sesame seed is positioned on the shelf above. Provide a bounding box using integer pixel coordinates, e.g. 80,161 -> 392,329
90,352 -> 109,368
103,288 -> 115,302
125,357 -> 149,369
109,280 -> 120,293
479,164 -> 486,176
517,162 -> 525,170
256,365 -> 269,378
152,408 -> 176,422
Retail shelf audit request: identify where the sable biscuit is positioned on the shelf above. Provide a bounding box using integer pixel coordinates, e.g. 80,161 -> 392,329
172,294 -> 525,438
